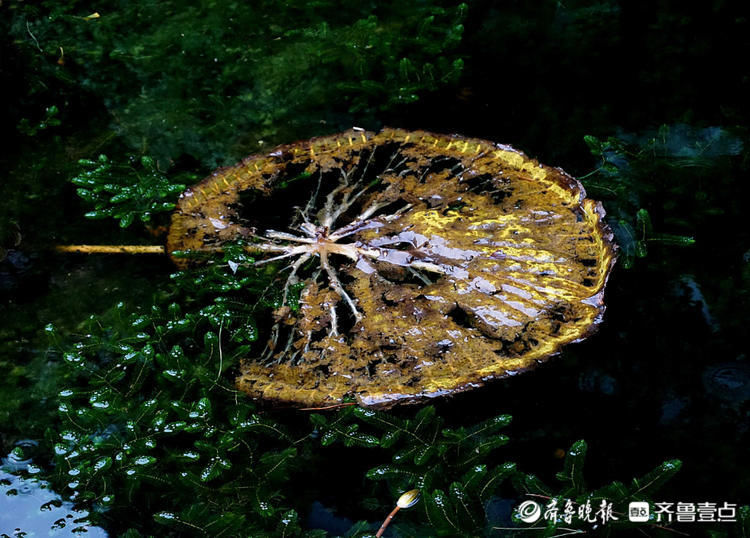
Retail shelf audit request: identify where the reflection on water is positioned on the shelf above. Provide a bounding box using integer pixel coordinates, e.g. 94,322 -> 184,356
0,441 -> 107,537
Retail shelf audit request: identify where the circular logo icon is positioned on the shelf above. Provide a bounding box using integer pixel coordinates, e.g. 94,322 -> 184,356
517,500 -> 542,523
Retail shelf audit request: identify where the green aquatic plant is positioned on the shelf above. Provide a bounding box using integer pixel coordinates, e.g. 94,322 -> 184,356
581,124 -> 743,268
16,104 -> 61,137
45,293 -> 687,537
312,406 -> 684,536
39,222 -> 679,536
71,154 -> 188,228
44,267 -> 298,535
9,0 -> 467,167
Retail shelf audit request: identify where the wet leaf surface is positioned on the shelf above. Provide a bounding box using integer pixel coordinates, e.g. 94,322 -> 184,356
167,128 -> 617,407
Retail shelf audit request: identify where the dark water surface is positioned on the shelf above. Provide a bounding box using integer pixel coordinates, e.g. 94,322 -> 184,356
1,1 -> 748,536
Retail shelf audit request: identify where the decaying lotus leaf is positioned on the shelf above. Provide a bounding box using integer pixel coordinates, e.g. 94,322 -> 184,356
167,128 -> 616,408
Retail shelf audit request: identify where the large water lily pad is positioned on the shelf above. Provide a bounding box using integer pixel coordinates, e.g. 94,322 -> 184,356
168,128 -> 617,408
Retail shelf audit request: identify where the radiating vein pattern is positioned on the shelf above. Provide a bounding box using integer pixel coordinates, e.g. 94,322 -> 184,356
167,128 -> 617,408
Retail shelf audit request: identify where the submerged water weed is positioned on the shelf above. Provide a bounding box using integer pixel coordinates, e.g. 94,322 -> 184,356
42,228 -> 680,535
45,250 -> 300,535
581,124 -> 743,268
312,407 -> 684,536
47,298 -> 685,537
16,105 -> 61,137
9,1 -> 467,167
71,154 -> 187,228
